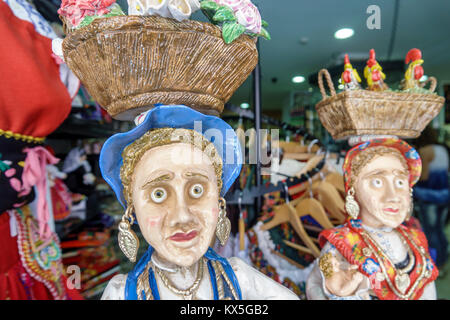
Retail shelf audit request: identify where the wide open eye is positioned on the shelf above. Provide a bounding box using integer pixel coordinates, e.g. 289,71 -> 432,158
189,183 -> 204,199
371,178 -> 383,188
395,178 -> 407,189
151,187 -> 167,203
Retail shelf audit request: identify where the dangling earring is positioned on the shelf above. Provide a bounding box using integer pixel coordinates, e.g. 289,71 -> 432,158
216,197 -> 231,246
118,206 -> 140,262
407,188 -> 414,220
345,187 -> 360,220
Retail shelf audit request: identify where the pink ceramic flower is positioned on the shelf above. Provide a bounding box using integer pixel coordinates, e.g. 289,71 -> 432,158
213,0 -> 243,10
58,0 -> 116,27
234,2 -> 261,34
213,0 -> 261,34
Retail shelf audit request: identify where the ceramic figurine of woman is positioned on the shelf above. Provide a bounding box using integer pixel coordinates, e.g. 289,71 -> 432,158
306,138 -> 438,300
100,105 -> 299,300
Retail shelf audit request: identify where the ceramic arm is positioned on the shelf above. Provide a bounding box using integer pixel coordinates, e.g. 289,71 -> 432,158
306,242 -> 371,300
101,274 -> 127,300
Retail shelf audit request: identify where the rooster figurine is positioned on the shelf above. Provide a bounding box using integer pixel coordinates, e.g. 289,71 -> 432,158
364,49 -> 388,91
340,54 -> 361,90
402,48 -> 424,90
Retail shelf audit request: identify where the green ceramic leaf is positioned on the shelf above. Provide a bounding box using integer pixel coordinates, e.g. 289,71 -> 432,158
259,27 -> 271,40
109,4 -> 125,15
200,0 -> 219,11
222,22 -> 245,44
77,4 -> 125,28
213,6 -> 236,22
262,20 -> 268,27
78,15 -> 97,28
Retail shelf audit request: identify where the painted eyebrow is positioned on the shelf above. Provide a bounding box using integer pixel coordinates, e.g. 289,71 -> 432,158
364,169 -> 408,178
184,171 -> 209,180
141,173 -> 173,190
393,169 -> 409,177
364,169 -> 389,177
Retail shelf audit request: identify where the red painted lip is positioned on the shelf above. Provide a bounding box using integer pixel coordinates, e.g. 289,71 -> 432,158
383,208 -> 399,213
169,230 -> 198,242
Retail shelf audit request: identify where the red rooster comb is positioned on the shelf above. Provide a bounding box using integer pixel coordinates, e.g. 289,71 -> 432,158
344,54 -> 350,65
405,48 -> 422,64
367,49 -> 377,67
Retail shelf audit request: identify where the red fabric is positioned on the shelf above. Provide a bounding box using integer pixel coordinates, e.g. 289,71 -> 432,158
319,220 -> 438,300
0,212 -> 51,299
0,2 -> 71,137
0,212 -> 83,300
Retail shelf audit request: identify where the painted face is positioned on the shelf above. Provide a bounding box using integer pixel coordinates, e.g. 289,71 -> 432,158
354,154 -> 411,229
131,143 -> 220,267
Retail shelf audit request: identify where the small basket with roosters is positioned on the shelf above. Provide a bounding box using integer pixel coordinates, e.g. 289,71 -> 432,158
315,49 -> 445,141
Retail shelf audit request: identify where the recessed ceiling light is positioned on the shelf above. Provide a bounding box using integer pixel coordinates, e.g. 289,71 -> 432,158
292,76 -> 305,84
240,102 -> 250,109
334,28 -> 354,39
420,75 -> 428,82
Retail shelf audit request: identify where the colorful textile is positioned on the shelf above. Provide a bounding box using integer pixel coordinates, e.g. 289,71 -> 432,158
247,228 -> 305,299
0,0 -> 74,210
258,191 -> 317,267
319,219 -> 438,300
21,147 -> 60,238
0,208 -> 83,300
13,206 -> 67,299
0,136 -> 36,212
51,178 -> 72,221
342,138 -> 422,193
3,0 -> 57,38
0,1 -> 72,138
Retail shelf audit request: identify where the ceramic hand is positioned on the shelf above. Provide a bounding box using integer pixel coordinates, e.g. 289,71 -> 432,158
324,263 -> 365,297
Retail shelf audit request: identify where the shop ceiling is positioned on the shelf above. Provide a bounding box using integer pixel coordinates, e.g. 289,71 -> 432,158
33,0 -> 450,111
229,0 -> 450,111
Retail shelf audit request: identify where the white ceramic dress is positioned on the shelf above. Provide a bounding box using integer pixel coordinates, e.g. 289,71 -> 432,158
101,256 -> 300,300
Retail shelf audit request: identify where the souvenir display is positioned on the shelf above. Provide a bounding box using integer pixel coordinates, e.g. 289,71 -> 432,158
306,49 -> 445,300
55,0 -> 299,300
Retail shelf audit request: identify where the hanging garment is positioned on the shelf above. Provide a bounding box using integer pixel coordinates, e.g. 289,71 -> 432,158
247,221 -> 314,299
0,0 -> 80,300
0,207 -> 83,299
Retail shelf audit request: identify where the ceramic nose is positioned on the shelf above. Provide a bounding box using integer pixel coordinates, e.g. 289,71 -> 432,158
168,185 -> 194,227
382,179 -> 400,203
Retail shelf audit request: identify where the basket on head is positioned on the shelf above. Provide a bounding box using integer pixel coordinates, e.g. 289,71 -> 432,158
315,69 -> 445,141
62,15 -> 258,120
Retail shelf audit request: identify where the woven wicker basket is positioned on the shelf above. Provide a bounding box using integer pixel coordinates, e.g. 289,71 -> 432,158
315,69 -> 445,141
62,16 -> 258,120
